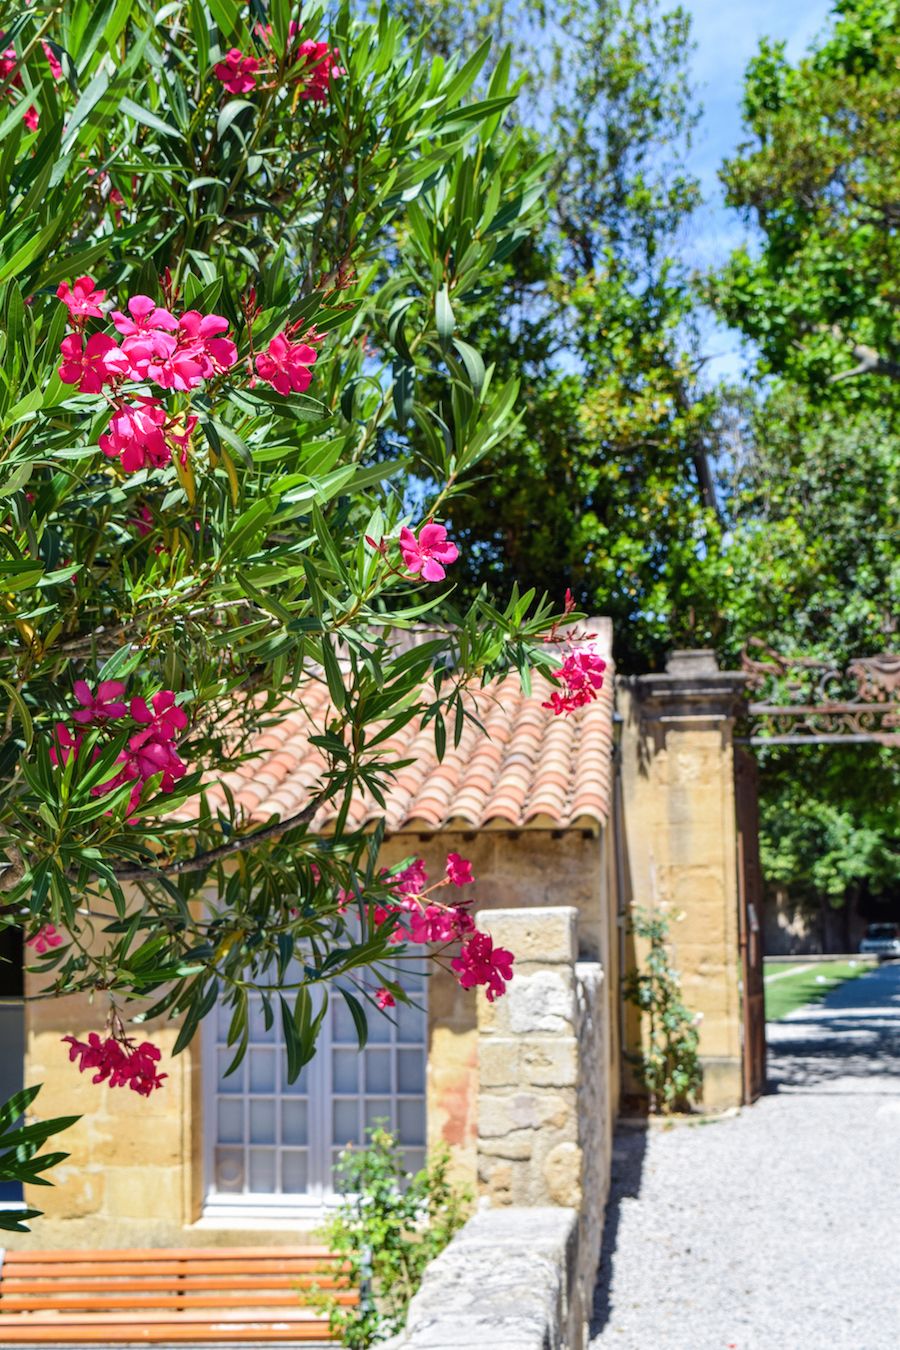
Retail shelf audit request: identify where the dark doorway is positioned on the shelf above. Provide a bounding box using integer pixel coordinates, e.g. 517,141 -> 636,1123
0,925 -> 25,1203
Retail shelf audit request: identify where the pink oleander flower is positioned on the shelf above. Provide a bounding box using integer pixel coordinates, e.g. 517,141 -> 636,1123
42,40 -> 62,81
26,924 -> 63,955
0,44 -> 17,84
136,332 -> 204,391
49,722 -> 82,767
294,39 -> 345,102
451,930 -> 515,1002
398,523 -> 459,583
408,903 -> 474,945
71,679 -> 128,725
392,858 -> 428,896
99,399 -> 171,474
375,988 -> 395,1010
57,275 -> 108,321
254,332 -> 318,396
213,48 -> 261,95
58,332 -> 128,393
130,690 -> 187,742
23,104 -> 38,132
128,505 -> 154,537
62,1033 -> 167,1096
127,730 -> 187,793
542,647 -> 607,717
111,294 -> 178,340
446,852 -> 473,886
177,310 -> 238,376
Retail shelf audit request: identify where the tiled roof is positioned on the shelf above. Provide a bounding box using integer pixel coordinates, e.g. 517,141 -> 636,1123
210,619 -> 614,835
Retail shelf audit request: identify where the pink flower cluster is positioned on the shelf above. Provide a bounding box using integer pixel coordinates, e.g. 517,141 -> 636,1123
56,275 -> 324,477
26,924 -> 63,955
214,26 -> 344,102
56,279 -> 240,477
0,34 -> 59,132
62,1033 -> 167,1096
542,646 -> 607,716
52,682 -> 187,818
370,854 -> 515,1003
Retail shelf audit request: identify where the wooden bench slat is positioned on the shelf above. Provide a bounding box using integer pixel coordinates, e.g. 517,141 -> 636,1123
0,1327 -> 332,1343
0,1311 -> 327,1325
1,1276 -> 350,1294
5,1260 -> 339,1278
2,1247 -> 332,1263
0,1293 -> 357,1312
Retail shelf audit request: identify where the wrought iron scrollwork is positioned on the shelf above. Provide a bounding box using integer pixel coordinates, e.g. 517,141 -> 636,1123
740,641 -> 900,745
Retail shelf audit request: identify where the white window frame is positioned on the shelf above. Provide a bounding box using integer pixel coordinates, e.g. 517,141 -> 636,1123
201,976 -> 428,1225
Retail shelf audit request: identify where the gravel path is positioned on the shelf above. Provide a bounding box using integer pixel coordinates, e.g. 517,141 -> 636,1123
590,963 -> 900,1350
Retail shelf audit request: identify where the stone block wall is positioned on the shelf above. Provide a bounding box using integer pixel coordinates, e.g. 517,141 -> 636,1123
475,907 -> 611,1347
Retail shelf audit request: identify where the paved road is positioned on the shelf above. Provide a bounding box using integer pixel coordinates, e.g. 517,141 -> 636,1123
590,963 -> 900,1350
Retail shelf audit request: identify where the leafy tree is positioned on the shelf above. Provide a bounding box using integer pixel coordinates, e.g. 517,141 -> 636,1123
388,0 -> 726,671
711,0 -> 900,399
0,1 -> 567,1097
714,166 -> 900,930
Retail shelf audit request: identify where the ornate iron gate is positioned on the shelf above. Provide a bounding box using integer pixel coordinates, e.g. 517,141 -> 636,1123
734,748 -> 766,1104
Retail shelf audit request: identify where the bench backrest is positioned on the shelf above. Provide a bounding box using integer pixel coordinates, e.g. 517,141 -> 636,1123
0,1246 -> 354,1343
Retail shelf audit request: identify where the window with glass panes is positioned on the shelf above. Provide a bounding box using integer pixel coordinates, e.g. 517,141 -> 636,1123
205,961 -> 427,1212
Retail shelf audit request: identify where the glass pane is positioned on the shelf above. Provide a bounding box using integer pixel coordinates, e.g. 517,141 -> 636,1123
365,1098 -> 393,1132
364,1051 -> 391,1094
248,998 -> 276,1043
214,1146 -> 244,1193
332,998 -> 360,1044
216,999 -> 234,1037
402,1148 -> 426,1177
217,1048 -> 244,1092
397,1098 -> 425,1146
282,1100 -> 308,1146
367,1011 -> 391,1044
217,1099 -> 243,1144
282,1151 -> 308,1194
250,1049 -> 276,1093
397,1049 -> 425,1094
249,1099 -> 276,1145
248,1149 -> 276,1193
333,1099 -> 359,1146
332,1049 -> 359,1094
397,1001 -> 425,1042
282,1059 -> 311,1095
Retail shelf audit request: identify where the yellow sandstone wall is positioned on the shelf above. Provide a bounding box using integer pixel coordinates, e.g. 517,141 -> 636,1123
618,652 -> 747,1112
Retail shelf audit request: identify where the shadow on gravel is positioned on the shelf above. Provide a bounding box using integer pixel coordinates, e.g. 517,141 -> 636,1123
589,1125 -> 648,1339
766,966 -> 900,1093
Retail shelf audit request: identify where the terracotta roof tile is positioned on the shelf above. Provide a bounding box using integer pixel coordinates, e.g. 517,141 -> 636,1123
207,618 -> 614,834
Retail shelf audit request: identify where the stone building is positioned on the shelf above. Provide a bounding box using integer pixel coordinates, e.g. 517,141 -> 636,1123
8,632 -> 762,1253
13,621 -> 621,1247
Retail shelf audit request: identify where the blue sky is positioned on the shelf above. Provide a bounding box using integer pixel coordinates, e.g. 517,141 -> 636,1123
683,0 -> 834,376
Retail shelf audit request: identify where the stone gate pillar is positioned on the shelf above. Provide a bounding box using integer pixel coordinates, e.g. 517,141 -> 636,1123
618,650 -> 748,1111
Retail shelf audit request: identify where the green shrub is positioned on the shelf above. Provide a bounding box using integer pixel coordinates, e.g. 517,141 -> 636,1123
624,908 -> 703,1113
315,1124 -> 470,1347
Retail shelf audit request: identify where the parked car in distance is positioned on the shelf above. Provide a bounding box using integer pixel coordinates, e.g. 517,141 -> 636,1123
859,923 -> 900,962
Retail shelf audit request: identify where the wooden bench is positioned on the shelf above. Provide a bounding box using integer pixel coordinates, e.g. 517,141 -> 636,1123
0,1246 -> 356,1343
